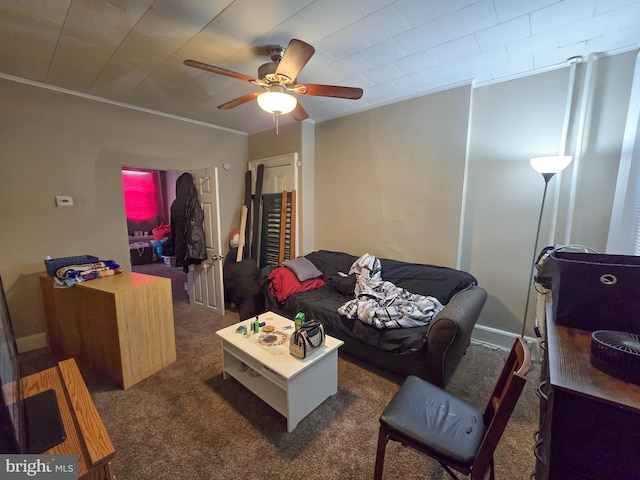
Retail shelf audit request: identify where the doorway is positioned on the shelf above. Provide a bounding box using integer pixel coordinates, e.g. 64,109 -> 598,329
248,153 -> 300,261
121,166 -> 188,303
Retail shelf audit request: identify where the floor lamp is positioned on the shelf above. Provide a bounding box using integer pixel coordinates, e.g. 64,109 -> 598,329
521,155 -> 573,338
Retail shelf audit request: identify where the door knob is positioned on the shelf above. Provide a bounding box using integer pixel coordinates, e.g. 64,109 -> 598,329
211,254 -> 224,262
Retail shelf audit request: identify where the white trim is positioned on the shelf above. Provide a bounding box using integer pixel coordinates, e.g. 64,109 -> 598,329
564,52 -> 597,244
549,58 -> 579,244
4,45 -> 637,135
472,324 -> 540,362
456,81 -> 474,270
607,51 -> 640,254
15,332 -> 48,353
0,72 -> 247,136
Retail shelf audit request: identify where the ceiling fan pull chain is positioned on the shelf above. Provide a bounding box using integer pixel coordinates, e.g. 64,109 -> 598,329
270,111 -> 281,135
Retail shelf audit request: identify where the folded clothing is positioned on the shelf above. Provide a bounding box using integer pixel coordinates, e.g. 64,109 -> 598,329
54,260 -> 123,288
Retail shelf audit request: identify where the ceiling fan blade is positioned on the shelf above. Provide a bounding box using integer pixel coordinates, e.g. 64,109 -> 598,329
290,102 -> 309,121
184,59 -> 257,83
294,83 -> 363,99
217,92 -> 262,110
274,39 -> 315,83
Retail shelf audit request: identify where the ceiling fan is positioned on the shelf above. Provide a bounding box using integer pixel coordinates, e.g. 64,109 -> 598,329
183,39 -> 364,122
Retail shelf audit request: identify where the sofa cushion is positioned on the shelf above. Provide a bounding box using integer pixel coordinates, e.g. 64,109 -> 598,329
379,258 -> 477,304
282,256 -> 323,281
307,250 -> 477,304
352,320 -> 429,352
306,250 -> 358,277
324,272 -> 356,297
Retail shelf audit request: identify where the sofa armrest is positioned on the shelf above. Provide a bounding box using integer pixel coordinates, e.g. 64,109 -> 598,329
425,285 -> 487,387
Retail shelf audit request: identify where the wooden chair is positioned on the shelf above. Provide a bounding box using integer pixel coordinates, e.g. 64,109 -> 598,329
374,338 -> 531,480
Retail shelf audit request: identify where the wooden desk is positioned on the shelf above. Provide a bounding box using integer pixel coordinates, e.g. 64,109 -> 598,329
40,272 -> 176,389
22,359 -> 115,480
534,301 -> 640,479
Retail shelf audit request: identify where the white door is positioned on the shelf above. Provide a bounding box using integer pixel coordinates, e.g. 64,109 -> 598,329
248,153 -> 299,258
262,163 -> 295,192
187,167 -> 225,314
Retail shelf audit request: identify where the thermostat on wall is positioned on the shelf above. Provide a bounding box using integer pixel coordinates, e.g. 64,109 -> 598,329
55,195 -> 74,207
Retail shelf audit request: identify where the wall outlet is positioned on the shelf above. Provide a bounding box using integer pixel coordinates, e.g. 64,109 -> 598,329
55,195 -> 73,207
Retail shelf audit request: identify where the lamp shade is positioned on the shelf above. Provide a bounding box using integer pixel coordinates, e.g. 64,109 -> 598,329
257,91 -> 297,115
530,155 -> 573,174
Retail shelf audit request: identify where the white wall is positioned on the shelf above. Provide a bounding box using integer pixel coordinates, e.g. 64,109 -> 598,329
465,68 -> 571,336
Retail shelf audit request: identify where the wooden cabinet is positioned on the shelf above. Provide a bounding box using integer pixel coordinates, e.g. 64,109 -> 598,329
534,301 -> 640,479
40,272 -> 176,389
22,359 -> 115,480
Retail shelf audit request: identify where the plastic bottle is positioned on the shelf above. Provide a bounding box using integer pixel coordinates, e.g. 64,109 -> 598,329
294,312 -> 305,331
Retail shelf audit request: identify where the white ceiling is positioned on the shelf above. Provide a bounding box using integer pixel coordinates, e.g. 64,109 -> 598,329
1,0 -> 639,135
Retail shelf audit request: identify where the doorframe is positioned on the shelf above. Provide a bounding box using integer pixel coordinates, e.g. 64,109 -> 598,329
248,153 -> 299,258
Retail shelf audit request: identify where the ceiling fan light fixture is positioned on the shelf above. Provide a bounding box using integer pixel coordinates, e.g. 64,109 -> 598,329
257,91 -> 297,115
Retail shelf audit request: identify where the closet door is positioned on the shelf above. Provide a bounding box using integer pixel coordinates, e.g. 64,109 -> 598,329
249,153 -> 299,259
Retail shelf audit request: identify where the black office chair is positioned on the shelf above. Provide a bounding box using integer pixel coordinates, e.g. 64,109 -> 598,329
374,338 -> 531,480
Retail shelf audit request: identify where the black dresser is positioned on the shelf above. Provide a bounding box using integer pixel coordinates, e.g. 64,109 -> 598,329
534,301 -> 640,479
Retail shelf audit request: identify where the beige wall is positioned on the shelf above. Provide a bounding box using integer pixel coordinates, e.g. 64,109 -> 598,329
0,79 -> 247,340
315,85 -> 472,267
248,121 -> 302,160
2,48 -> 636,348
314,50 -> 637,341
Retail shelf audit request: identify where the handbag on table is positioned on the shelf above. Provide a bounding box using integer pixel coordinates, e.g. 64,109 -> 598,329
289,320 -> 325,359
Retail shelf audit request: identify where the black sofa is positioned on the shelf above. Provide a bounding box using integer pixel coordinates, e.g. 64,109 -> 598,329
262,250 -> 487,388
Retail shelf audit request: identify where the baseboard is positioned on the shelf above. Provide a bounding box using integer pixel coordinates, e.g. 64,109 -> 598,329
15,332 -> 48,353
472,324 -> 541,362
17,324 -> 540,359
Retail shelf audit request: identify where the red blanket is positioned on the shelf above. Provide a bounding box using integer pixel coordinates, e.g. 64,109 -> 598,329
268,266 -> 325,303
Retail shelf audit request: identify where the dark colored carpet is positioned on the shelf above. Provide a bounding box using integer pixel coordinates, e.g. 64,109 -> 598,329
21,262 -> 538,479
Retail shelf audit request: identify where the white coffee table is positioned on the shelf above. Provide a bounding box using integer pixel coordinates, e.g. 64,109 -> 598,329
216,311 -> 343,432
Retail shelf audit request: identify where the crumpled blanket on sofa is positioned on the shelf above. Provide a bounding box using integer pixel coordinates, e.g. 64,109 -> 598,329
338,253 -> 443,329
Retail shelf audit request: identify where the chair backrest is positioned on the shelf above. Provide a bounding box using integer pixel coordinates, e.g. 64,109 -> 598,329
471,337 -> 531,477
